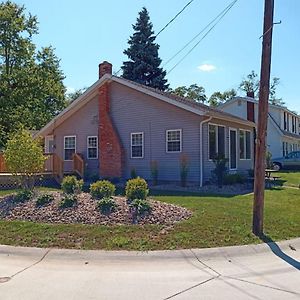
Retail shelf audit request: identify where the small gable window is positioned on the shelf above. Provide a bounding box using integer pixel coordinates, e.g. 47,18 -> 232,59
166,129 -> 182,153
131,132 -> 144,158
87,136 -> 98,159
64,136 -> 76,161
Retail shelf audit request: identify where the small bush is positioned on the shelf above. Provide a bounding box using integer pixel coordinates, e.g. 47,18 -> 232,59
14,189 -> 33,203
61,176 -> 83,194
224,173 -> 246,185
36,193 -> 54,207
248,169 -> 254,178
129,199 -> 151,216
125,177 -> 149,201
130,168 -> 137,179
90,180 -> 115,200
212,154 -> 228,188
60,194 -> 77,208
97,197 -> 117,214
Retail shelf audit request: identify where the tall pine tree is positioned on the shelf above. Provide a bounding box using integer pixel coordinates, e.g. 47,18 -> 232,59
122,7 -> 169,91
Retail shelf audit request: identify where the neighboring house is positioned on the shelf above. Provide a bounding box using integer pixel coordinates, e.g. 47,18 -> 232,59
219,96 -> 300,159
36,61 -> 255,186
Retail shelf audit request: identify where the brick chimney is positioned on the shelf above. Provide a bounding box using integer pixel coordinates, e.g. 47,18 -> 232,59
99,61 -> 112,79
247,91 -> 255,98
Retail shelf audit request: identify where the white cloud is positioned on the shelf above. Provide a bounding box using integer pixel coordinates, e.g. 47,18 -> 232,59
198,64 -> 217,72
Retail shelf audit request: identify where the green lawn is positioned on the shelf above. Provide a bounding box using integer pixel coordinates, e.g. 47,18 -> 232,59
277,171 -> 300,187
0,187 -> 299,250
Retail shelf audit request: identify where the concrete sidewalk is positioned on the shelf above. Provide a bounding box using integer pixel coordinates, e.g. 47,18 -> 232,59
0,238 -> 299,300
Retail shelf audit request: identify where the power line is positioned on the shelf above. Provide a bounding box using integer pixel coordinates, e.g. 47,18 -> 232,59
156,0 -> 195,37
113,0 -> 195,77
166,0 -> 238,75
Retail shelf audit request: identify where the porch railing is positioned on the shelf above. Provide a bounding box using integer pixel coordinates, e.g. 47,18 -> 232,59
73,153 -> 84,178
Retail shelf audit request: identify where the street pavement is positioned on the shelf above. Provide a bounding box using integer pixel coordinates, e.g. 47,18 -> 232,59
0,238 -> 299,299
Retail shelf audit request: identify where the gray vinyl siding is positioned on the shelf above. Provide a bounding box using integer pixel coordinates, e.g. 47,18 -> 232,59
110,82 -> 205,183
52,95 -> 99,174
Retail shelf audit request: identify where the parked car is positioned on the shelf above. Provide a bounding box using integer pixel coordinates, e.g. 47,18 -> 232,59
272,151 -> 300,170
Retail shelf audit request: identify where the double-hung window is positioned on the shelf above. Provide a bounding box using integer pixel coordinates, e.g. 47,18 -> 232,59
208,124 -> 225,159
131,132 -> 143,158
166,129 -> 182,153
239,130 -> 251,159
87,136 -> 98,159
64,136 -> 76,161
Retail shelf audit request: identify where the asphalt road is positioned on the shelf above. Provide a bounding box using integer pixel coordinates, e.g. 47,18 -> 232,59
0,238 -> 299,300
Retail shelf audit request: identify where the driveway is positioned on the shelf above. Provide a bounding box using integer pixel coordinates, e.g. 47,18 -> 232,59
0,238 -> 299,300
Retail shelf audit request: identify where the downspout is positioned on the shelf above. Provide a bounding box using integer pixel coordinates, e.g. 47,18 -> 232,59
200,116 -> 212,187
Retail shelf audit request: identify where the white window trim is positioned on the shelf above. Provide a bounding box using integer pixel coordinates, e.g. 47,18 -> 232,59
131,132 -> 144,159
239,129 -> 252,160
87,136 -> 98,160
64,135 -> 76,161
208,123 -> 226,161
166,129 -> 182,153
229,128 -> 238,170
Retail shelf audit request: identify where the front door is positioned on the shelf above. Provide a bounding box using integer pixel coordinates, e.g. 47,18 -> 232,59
229,129 -> 237,170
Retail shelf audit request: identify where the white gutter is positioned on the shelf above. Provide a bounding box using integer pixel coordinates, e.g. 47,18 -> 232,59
199,116 -> 212,187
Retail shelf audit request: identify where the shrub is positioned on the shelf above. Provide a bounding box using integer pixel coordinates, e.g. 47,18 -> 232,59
60,194 -> 77,208
97,197 -> 117,214
125,177 -> 149,201
150,160 -> 158,185
248,169 -> 254,178
180,154 -> 189,187
223,173 -> 247,185
14,189 -> 33,203
90,180 -> 115,200
129,199 -> 151,216
36,193 -> 54,207
265,151 -> 273,169
130,168 -> 137,179
212,154 -> 228,188
61,176 -> 83,194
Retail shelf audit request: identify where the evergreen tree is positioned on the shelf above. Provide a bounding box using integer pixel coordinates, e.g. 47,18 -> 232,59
122,7 -> 169,91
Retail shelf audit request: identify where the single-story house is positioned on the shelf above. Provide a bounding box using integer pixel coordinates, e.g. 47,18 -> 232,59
36,61 -> 255,186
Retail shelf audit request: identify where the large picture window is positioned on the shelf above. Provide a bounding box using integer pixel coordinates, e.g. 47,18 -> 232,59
87,136 -> 98,159
209,124 -> 225,159
166,129 -> 182,153
64,136 -> 76,161
239,130 -> 251,160
131,132 -> 144,158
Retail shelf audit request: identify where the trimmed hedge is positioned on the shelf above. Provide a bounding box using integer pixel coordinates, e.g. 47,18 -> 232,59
125,177 -> 149,201
90,180 -> 115,200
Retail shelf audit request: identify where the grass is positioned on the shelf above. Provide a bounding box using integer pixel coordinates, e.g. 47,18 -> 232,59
277,170 -> 300,187
0,186 -> 299,250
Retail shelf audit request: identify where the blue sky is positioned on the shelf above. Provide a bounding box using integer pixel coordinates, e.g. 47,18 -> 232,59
16,0 -> 299,112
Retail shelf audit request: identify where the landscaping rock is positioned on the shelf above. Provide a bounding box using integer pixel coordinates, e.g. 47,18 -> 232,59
0,192 -> 192,226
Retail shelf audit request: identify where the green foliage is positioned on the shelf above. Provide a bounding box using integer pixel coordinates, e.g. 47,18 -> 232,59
150,160 -> 158,185
172,84 -> 207,104
121,7 -> 168,91
14,189 -> 33,203
90,180 -> 115,200
125,177 -> 149,201
209,89 -> 237,106
97,197 -> 117,214
4,129 -> 46,189
36,193 -> 54,207
212,154 -> 228,188
0,1 -> 66,147
180,154 -> 189,187
266,151 -> 273,169
223,173 -> 247,185
60,194 -> 77,208
66,87 -> 86,103
130,168 -> 137,179
129,199 -> 151,216
61,176 -> 83,194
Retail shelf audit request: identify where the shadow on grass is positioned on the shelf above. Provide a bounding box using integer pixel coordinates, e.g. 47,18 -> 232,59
260,234 -> 300,271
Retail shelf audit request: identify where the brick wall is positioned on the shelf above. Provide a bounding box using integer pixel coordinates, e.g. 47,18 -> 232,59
98,82 -> 124,178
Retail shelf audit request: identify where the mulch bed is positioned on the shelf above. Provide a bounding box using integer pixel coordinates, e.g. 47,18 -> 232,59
0,192 -> 192,226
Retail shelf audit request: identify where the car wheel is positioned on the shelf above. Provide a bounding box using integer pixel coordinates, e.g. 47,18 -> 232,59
273,163 -> 281,171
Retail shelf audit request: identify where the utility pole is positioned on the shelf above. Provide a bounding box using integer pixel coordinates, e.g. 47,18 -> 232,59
253,0 -> 275,236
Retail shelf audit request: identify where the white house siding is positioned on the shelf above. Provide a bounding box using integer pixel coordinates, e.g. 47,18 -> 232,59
52,95 -> 99,174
